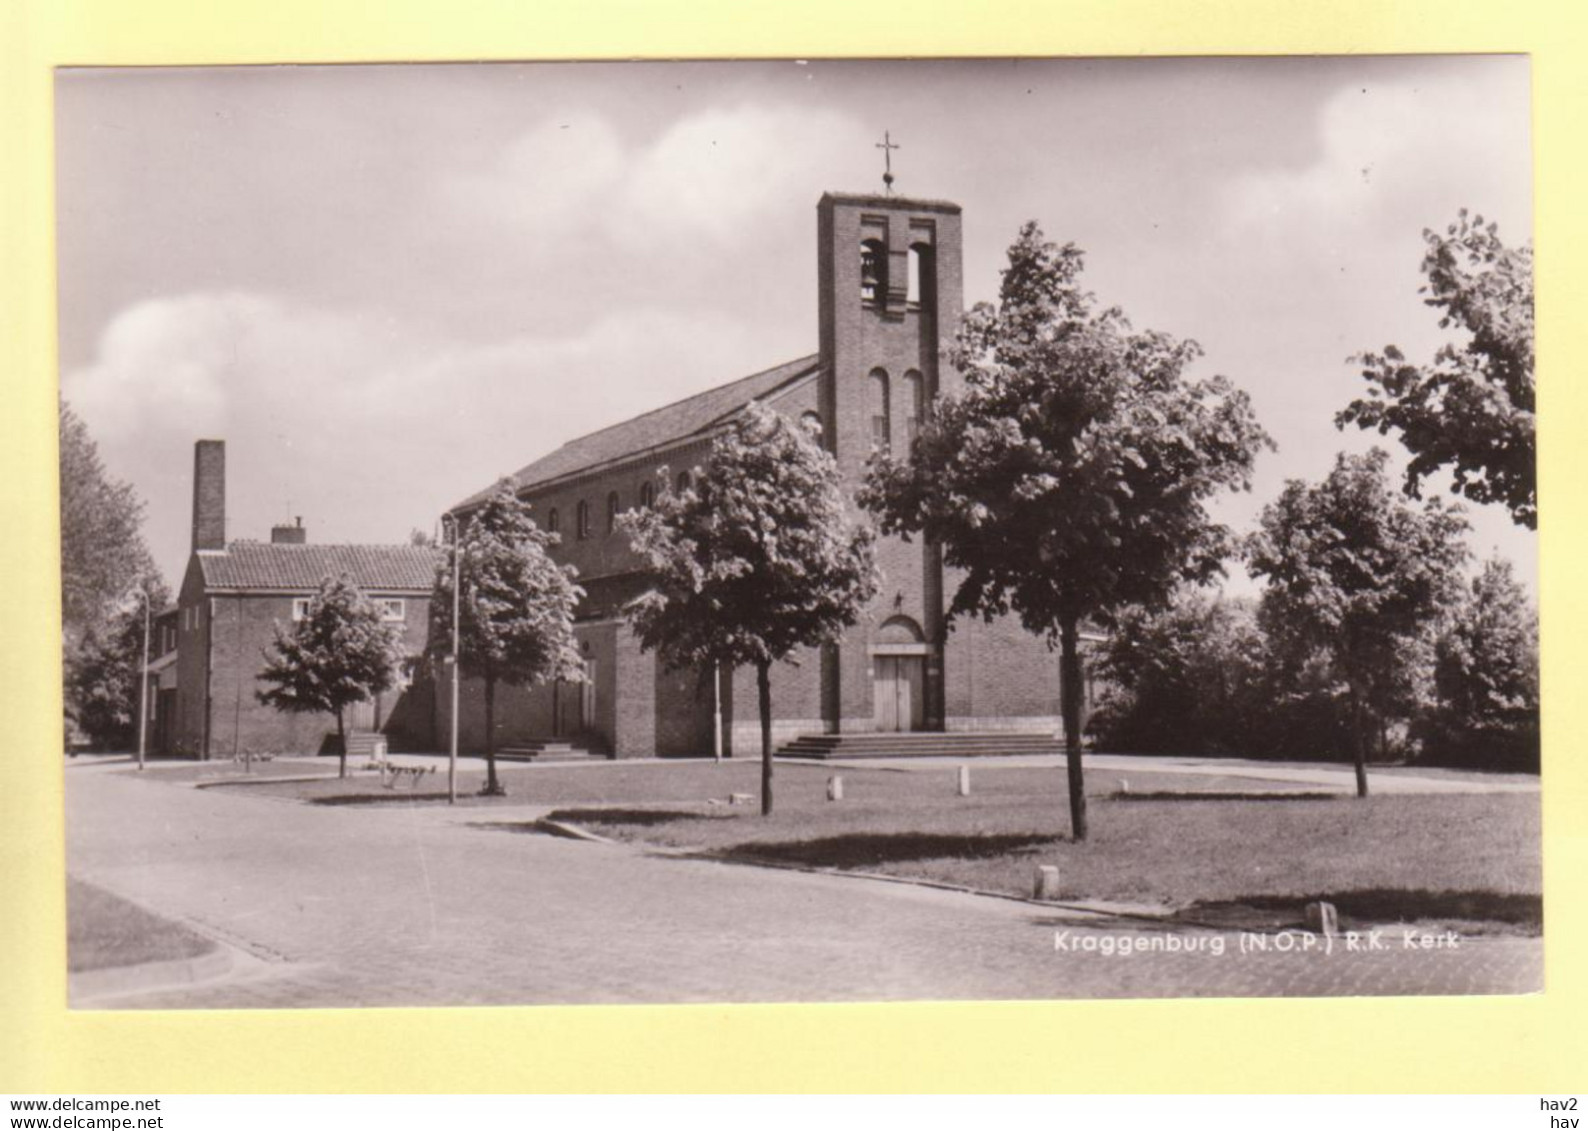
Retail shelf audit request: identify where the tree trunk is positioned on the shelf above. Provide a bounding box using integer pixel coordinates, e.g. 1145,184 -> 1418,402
336,709 -> 347,780
1060,616 -> 1088,841
1351,688 -> 1370,798
757,660 -> 773,816
483,674 -> 504,796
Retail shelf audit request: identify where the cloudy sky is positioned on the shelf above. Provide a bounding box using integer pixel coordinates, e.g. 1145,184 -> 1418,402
55,57 -> 1534,595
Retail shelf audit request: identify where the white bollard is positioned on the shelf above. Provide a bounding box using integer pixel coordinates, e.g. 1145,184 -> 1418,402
957,764 -> 971,797
1033,865 -> 1061,900
1305,900 -> 1339,938
827,775 -> 844,802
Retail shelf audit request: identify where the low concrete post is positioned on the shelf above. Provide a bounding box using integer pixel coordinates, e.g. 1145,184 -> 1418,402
1033,865 -> 1061,900
827,775 -> 844,802
957,764 -> 971,797
1305,900 -> 1339,938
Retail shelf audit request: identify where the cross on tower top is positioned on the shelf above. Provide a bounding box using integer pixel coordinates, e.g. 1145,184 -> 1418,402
875,130 -> 900,195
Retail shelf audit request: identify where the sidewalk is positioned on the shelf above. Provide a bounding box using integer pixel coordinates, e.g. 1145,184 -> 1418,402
814,751 -> 1539,795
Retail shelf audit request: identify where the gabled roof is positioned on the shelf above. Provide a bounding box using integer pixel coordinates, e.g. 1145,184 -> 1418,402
197,542 -> 441,592
453,353 -> 820,510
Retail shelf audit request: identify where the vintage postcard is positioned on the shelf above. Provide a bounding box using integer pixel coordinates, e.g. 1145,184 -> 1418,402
50,56 -> 1542,1022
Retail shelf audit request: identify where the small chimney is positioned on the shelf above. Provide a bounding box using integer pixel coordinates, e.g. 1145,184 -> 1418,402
192,440 -> 226,552
271,516 -> 307,545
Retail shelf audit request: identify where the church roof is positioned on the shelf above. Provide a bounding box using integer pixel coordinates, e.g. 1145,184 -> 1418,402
197,542 -> 441,592
454,353 -> 821,510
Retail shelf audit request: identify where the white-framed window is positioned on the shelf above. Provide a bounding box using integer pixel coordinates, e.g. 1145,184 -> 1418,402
292,598 -> 313,621
377,598 -> 406,622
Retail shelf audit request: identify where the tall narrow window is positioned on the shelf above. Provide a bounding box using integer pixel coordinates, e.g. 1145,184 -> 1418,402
576,500 -> 590,540
903,370 -> 925,448
606,491 -> 620,533
909,242 -> 935,309
547,507 -> 560,534
639,480 -> 655,509
800,410 -> 823,439
860,238 -> 886,305
676,470 -> 693,494
868,368 -> 891,451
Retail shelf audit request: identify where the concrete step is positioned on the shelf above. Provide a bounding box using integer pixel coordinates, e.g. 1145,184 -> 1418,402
344,732 -> 388,756
495,739 -> 611,763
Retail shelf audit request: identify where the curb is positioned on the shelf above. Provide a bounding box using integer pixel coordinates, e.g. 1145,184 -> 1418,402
535,812 -> 1179,925
69,943 -> 235,1005
535,818 -> 617,844
194,773 -> 342,789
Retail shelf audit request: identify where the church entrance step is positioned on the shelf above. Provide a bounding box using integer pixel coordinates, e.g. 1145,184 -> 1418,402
495,738 -> 611,763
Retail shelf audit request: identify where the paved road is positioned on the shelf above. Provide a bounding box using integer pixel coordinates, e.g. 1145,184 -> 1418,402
65,765 -> 1542,1008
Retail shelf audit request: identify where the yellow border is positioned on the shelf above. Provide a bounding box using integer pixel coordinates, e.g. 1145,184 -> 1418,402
4,0 -> 1585,1094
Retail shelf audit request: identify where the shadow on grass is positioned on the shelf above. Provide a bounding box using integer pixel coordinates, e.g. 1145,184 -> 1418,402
545,807 -> 713,827
1110,791 -> 1342,802
312,792 -> 454,805
732,831 -> 1064,868
1182,889 -> 1542,932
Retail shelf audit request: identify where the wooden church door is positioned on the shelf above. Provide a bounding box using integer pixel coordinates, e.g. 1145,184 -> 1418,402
874,656 -> 925,732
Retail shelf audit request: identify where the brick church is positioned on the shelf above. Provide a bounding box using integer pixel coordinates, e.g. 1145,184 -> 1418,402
442,191 -> 1066,758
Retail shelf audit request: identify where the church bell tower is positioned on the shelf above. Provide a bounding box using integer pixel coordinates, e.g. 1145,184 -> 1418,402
815,188 -> 964,732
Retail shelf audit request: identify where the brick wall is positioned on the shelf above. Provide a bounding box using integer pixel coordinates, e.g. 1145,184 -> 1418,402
172,560 -> 210,756
199,588 -> 433,758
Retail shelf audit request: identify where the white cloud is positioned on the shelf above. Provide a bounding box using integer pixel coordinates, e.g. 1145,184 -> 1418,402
436,102 -> 871,251
63,290 -> 797,589
1223,72 -> 1532,246
441,111 -> 627,237
626,105 -> 872,242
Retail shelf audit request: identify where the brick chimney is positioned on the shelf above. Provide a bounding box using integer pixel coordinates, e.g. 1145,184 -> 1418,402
191,440 -> 226,552
271,517 -> 307,545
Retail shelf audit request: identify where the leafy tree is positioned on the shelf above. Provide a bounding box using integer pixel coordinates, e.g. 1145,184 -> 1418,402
1420,557 -> 1539,770
1088,590 -> 1269,758
1338,210 -> 1535,528
860,222 -> 1269,840
59,400 -> 158,648
1245,449 -> 1469,796
65,579 -> 171,751
257,574 -> 405,778
621,402 -> 878,815
59,401 -> 164,747
430,480 -> 584,796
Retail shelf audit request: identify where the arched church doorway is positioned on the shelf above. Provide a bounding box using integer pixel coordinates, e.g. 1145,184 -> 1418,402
873,616 -> 928,732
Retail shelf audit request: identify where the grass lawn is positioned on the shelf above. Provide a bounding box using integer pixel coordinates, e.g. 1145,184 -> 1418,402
542,764 -> 1541,932
199,756 -> 1540,932
121,759 -> 326,785
67,877 -> 216,973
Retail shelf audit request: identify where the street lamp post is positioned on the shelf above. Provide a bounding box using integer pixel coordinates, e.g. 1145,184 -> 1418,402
713,661 -> 722,763
446,513 -> 461,805
135,585 -> 151,771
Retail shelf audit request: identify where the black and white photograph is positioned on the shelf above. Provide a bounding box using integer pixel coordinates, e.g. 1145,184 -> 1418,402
56,56 -> 1539,1009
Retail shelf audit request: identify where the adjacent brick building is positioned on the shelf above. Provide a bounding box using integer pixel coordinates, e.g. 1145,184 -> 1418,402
163,440 -> 440,759
444,191 -> 1065,758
